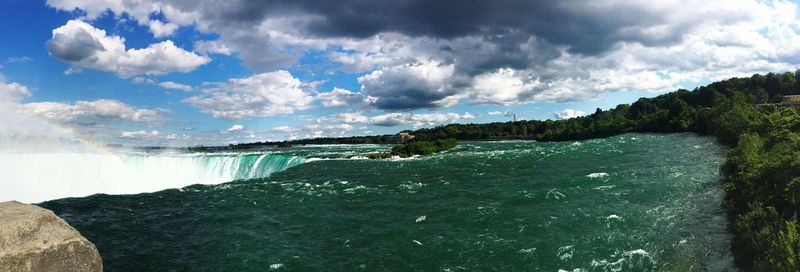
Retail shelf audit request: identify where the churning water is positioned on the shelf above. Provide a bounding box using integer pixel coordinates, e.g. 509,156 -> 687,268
36,133 -> 734,271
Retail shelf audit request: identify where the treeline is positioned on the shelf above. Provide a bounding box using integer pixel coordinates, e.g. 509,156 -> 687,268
408,71 -> 800,270
195,135 -> 392,151
408,71 -> 800,143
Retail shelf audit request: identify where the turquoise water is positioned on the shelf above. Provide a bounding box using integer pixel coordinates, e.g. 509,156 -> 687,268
41,133 -> 734,271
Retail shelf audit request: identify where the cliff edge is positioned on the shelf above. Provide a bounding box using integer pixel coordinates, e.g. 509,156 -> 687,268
0,201 -> 102,272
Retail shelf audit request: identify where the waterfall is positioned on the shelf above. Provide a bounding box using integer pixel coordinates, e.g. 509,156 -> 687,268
0,151 -> 305,203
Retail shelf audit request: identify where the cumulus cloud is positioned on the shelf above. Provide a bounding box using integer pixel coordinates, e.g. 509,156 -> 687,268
333,112 -> 370,123
46,20 -> 209,78
334,112 -> 471,127
20,99 -> 162,123
272,126 -> 301,133
194,40 -> 232,55
359,60 -> 460,110
45,0 -> 800,109
470,68 -> 539,104
120,130 -> 160,139
370,113 -> 463,127
270,123 -> 354,138
0,79 -> 169,147
158,81 -> 192,92
0,81 -> 31,104
315,87 -> 374,108
328,123 -> 353,132
183,70 -> 313,119
227,124 -> 244,132
553,109 -> 586,120
487,111 -> 504,116
148,19 -> 179,37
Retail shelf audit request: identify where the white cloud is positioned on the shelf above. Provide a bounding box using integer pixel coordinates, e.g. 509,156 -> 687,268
6,56 -> 33,63
148,19 -> 179,37
21,99 -> 161,123
334,112 -> 467,127
194,40 -> 232,55
315,87 -> 374,108
0,79 -> 170,147
328,124 -> 353,135
358,60 -> 460,110
158,81 -> 192,92
487,111 -> 504,116
47,20 -> 209,78
0,81 -> 31,104
370,112 -> 463,127
43,0 -> 800,109
120,130 -> 160,139
333,112 -> 370,124
553,109 -> 586,120
470,68 -> 539,104
272,126 -> 301,133
132,77 -> 154,84
183,70 -> 313,119
227,124 -> 244,132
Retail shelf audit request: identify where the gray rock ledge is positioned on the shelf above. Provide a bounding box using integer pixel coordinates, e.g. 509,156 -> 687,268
0,201 -> 102,272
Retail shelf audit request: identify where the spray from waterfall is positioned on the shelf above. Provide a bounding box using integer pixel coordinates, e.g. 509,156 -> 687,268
0,106 -> 305,203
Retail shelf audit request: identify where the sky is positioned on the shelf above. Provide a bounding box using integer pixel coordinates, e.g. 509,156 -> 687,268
2,0 -> 800,146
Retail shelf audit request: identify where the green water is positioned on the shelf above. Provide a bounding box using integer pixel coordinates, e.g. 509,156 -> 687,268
41,133 -> 734,271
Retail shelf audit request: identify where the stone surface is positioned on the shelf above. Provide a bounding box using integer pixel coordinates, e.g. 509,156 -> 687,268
0,201 -> 102,272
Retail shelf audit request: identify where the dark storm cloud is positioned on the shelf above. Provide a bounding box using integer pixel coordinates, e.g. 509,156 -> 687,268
192,0 -> 687,56
161,0 -> 691,56
369,87 -> 456,111
46,28 -> 104,62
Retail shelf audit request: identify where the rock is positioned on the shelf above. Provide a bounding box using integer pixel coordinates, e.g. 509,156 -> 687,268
0,201 -> 102,272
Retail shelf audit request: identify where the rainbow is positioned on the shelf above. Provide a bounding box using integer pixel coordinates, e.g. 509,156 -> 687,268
1,110 -> 117,155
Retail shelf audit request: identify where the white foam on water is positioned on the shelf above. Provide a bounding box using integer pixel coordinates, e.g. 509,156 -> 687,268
623,249 -> 649,257
591,258 -> 625,272
518,248 -> 536,253
305,155 -> 372,162
586,172 -> 609,178
546,189 -> 566,200
415,215 -> 427,223
269,263 -> 284,270
593,185 -> 615,190
557,245 -> 575,260
607,214 -> 622,220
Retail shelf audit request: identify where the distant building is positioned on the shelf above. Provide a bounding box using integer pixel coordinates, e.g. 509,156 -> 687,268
780,95 -> 800,110
385,132 -> 415,143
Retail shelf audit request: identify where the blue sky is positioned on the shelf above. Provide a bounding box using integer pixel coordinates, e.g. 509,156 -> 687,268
1,0 -> 799,146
